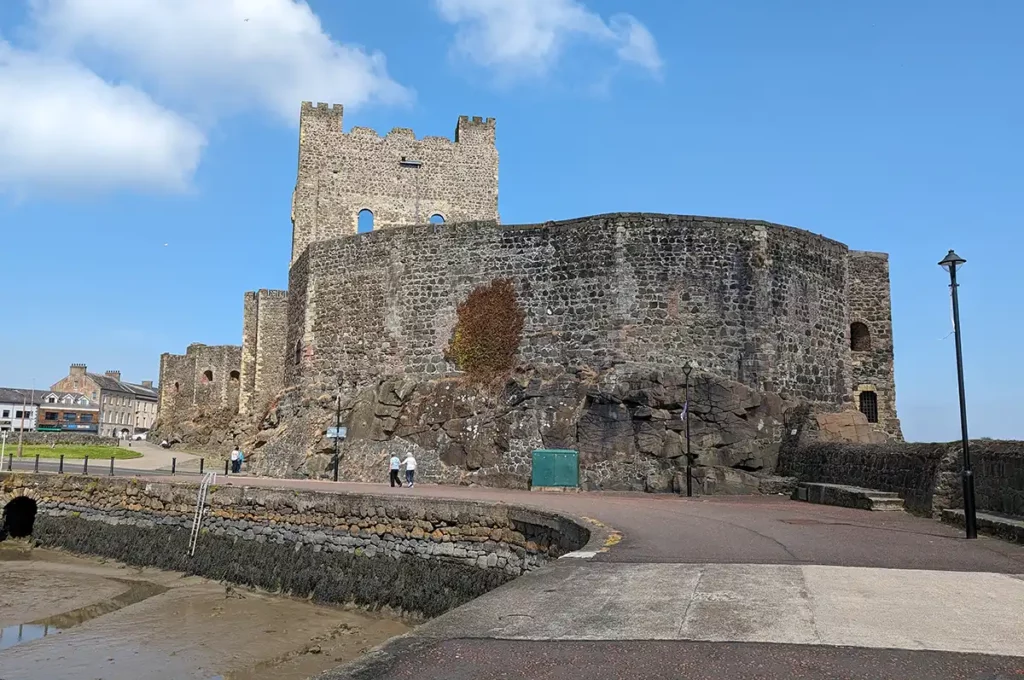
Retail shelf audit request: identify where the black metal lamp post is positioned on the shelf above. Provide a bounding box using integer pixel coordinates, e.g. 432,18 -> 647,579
682,362 -> 693,498
333,393 -> 341,482
939,249 -> 977,539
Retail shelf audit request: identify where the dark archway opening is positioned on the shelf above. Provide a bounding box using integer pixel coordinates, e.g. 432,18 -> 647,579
229,370 -> 240,382
202,369 -> 214,383
850,322 -> 871,352
1,497 -> 38,541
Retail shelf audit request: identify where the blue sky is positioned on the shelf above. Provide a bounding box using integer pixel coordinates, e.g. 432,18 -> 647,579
1,0 -> 1021,442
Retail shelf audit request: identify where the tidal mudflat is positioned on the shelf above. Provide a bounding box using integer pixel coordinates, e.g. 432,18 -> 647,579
0,541 -> 410,679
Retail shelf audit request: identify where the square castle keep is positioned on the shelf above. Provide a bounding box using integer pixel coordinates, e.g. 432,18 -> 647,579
157,101 -> 901,444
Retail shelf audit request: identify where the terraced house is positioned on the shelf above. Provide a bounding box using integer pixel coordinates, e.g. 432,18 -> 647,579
50,364 -> 159,438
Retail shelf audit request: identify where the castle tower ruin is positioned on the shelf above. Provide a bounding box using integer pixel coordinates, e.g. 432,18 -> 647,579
289,102 -> 499,264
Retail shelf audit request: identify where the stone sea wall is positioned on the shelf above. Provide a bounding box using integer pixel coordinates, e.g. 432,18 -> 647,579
1,474 -> 589,618
777,439 -> 1024,517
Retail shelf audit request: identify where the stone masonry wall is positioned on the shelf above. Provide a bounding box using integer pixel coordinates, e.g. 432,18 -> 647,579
239,289 -> 289,417
156,343 -> 242,428
290,102 -> 499,265
1,473 -> 589,617
287,213 -> 853,406
777,439 -> 1024,517
848,251 -> 901,439
239,291 -> 259,415
11,432 -> 119,446
191,344 -> 242,410
156,351 -> 195,426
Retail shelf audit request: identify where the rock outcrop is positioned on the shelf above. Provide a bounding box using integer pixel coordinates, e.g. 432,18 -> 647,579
150,406 -> 248,454
246,365 -> 800,493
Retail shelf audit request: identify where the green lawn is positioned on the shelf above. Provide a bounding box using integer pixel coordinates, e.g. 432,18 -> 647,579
2,445 -> 142,460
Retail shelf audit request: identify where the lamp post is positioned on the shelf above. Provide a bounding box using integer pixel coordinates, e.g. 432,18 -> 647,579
333,393 -> 341,483
939,249 -> 977,539
682,362 -> 693,498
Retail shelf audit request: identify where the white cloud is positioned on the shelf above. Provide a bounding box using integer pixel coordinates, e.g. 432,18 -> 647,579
0,40 -> 205,195
1,0 -> 410,195
434,0 -> 662,78
29,0 -> 411,123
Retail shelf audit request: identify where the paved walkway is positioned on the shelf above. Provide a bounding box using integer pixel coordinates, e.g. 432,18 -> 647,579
16,467 -> 1024,678
184,477 -> 1024,679
114,439 -> 201,471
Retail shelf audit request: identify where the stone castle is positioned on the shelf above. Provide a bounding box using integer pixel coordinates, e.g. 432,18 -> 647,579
155,102 -> 901,490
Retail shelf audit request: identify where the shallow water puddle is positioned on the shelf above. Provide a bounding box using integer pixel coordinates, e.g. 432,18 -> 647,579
0,623 -> 55,651
0,577 -> 168,651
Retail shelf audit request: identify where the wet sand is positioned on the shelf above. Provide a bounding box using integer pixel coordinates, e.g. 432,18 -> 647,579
0,541 -> 411,679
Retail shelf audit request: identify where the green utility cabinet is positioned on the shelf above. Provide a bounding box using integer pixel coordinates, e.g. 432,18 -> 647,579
531,449 -> 579,490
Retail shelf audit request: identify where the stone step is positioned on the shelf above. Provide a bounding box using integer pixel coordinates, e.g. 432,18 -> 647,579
793,482 -> 905,512
941,509 -> 1024,544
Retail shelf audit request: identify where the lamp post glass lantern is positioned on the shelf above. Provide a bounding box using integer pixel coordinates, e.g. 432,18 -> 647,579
939,249 -> 977,539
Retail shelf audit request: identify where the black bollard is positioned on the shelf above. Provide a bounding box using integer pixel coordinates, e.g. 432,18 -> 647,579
83,456 -> 89,475
34,454 -> 39,473
171,457 -> 176,475
6,452 -> 12,471
200,458 -> 205,474
109,457 -> 115,476
59,454 -> 64,474
225,459 -> 229,475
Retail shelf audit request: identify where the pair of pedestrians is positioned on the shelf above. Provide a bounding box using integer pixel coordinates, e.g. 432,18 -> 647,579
388,453 -> 417,488
229,448 -> 245,473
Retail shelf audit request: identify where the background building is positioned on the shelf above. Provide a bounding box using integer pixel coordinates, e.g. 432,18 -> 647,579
50,364 -> 159,438
37,392 -> 100,433
0,388 -> 40,432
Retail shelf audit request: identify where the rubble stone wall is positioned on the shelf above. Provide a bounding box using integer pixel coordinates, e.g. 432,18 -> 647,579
848,252 -> 901,439
287,213 -> 855,406
156,344 -> 242,435
9,432 -> 119,446
777,438 -> 1024,517
2,473 -> 589,618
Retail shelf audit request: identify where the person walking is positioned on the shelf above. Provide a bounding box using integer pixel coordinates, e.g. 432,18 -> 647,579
229,448 -> 240,474
401,453 -> 417,488
237,449 -> 245,474
388,454 -> 401,488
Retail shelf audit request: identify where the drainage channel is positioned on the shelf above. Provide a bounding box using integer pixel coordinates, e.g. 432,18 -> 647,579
0,577 -> 168,652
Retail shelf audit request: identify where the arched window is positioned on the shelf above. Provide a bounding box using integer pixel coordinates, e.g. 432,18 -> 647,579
429,213 -> 445,225
173,381 -> 180,394
357,209 -> 374,233
202,369 -> 214,383
229,370 -> 240,382
859,390 -> 879,423
850,322 -> 871,352
294,341 -> 302,365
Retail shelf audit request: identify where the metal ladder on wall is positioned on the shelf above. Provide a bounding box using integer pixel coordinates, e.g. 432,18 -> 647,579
188,471 -> 217,557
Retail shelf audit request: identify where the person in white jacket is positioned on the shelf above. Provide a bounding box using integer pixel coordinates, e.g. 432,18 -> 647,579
401,454 -> 417,488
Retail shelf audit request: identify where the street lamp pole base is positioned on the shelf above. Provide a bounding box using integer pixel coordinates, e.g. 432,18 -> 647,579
962,468 -> 978,539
